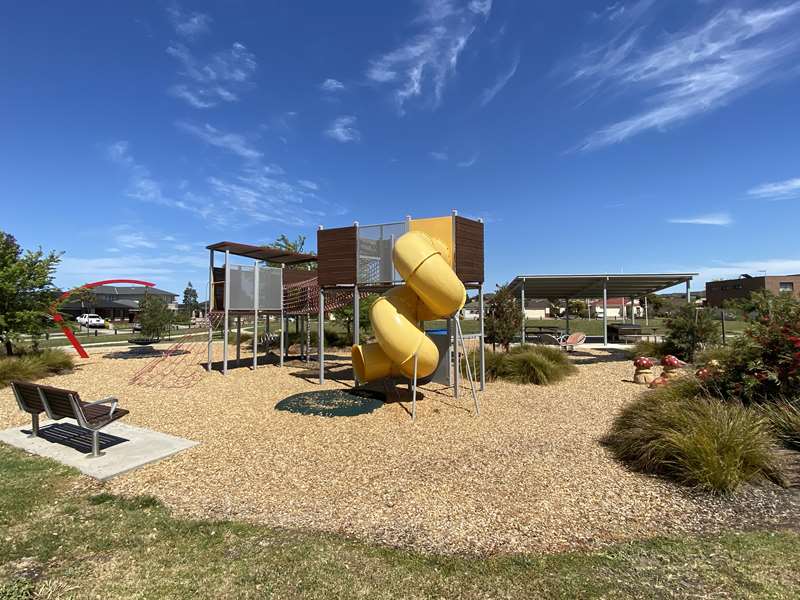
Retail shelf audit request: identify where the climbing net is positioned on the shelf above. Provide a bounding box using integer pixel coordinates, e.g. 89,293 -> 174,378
283,276 -> 372,316
130,312 -> 226,389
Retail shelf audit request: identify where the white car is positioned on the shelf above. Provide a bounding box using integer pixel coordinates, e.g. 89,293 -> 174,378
77,313 -> 105,328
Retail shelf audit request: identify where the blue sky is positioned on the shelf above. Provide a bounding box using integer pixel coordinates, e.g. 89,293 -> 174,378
3,1 -> 800,299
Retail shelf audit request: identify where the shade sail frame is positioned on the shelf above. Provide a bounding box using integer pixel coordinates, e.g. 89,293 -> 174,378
206,241 -> 317,265
507,273 -> 697,299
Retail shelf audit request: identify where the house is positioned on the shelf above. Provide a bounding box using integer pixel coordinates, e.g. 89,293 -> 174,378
60,285 -> 179,322
706,274 -> 800,307
590,297 -> 643,319
461,296 -> 551,320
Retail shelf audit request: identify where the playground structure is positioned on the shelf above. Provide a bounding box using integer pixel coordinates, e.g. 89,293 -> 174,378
201,211 -> 486,410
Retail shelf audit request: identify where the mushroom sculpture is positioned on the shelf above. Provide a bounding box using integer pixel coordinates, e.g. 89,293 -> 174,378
661,355 -> 683,379
633,356 -> 656,385
695,366 -> 712,381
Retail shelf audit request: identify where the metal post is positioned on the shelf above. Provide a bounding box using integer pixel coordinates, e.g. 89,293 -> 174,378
456,319 -> 480,416
520,279 -> 526,345
236,315 -> 241,363
603,278 -> 608,347
223,250 -> 230,375
253,261 -> 259,369
446,317 -> 454,387
644,295 -> 649,327
453,315 -> 460,398
478,284 -> 485,391
306,315 -> 311,365
411,351 -> 418,421
318,288 -> 325,384
631,298 -> 636,325
686,280 -> 691,304
207,249 -> 214,372
280,264 -> 285,367
353,284 -> 360,385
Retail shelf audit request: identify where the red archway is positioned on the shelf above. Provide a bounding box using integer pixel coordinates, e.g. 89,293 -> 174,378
50,279 -> 155,358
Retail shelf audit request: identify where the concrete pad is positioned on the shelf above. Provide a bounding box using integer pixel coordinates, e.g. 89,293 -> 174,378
0,419 -> 198,481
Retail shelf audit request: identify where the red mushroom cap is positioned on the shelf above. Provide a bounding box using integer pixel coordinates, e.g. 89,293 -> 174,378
634,356 -> 654,368
661,355 -> 681,367
695,367 -> 711,380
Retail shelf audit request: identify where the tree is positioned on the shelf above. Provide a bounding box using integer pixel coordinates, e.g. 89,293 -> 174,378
643,293 -> 666,316
568,299 -> 588,318
332,294 -> 376,341
272,234 -> 315,271
486,283 -> 523,351
0,232 -> 61,355
137,293 -> 173,340
182,281 -> 199,314
664,305 -> 721,362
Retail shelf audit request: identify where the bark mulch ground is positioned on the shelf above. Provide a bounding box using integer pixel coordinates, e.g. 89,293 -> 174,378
1,344 -> 797,555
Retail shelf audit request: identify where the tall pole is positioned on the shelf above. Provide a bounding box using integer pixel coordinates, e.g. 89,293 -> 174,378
631,297 -> 636,325
520,279 -> 526,345
478,284 -> 485,391
253,260 -> 259,369
236,314 -> 241,363
279,264 -> 285,367
603,277 -> 608,347
207,249 -> 214,372
318,288 -> 325,384
644,295 -> 649,327
686,280 -> 691,304
223,250 -> 230,375
353,284 -> 360,386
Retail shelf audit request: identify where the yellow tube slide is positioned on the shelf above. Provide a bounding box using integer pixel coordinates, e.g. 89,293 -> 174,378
352,230 -> 466,382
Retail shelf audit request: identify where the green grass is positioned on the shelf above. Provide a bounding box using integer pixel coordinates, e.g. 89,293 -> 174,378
1,445 -> 799,598
761,400 -> 800,451
0,350 -> 74,388
604,384 -> 786,493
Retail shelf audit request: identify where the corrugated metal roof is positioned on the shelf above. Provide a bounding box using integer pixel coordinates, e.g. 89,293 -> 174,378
508,274 -> 697,299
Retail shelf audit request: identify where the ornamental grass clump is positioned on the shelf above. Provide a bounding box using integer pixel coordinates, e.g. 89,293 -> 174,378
0,349 -> 74,387
760,399 -> 800,451
464,346 -> 577,386
604,382 -> 785,494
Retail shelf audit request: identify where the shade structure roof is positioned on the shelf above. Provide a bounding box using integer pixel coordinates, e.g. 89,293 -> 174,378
206,241 -> 317,265
507,273 -> 698,299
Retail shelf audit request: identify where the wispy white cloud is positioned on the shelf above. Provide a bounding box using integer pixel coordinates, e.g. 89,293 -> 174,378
320,78 -> 345,92
692,257 -> 800,284
115,232 -> 158,249
457,153 -> 478,167
324,116 -> 360,142
668,212 -> 732,226
167,2 -> 212,38
367,0 -> 492,112
176,121 -> 262,160
429,150 -> 448,161
479,52 -> 519,106
298,179 -> 319,191
167,42 -> 257,108
570,2 -> 800,150
747,177 -> 800,200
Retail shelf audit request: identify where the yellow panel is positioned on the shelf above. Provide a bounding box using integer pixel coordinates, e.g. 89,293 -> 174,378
409,216 -> 454,266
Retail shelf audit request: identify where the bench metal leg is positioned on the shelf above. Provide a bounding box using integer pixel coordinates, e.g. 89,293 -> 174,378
29,413 -> 39,437
90,430 -> 103,458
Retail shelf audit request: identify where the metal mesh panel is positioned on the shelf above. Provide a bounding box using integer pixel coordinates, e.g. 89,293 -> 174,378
228,266 -> 255,310
258,265 -> 282,310
357,222 -> 408,284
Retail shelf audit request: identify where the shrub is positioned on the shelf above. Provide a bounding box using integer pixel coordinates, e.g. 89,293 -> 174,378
626,340 -> 667,360
0,349 -> 73,387
463,346 -> 576,385
760,400 -> 800,450
604,390 -> 785,494
663,305 -> 721,362
485,283 -> 522,351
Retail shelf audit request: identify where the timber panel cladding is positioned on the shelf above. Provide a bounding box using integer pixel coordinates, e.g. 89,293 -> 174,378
454,216 -> 484,284
317,226 -> 357,286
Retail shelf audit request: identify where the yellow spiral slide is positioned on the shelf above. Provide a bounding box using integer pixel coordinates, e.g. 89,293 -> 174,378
352,230 -> 466,383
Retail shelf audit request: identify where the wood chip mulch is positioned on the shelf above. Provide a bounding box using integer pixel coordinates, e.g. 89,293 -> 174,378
1,344 -> 798,555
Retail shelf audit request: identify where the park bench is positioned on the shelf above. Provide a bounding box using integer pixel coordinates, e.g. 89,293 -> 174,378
10,381 -> 129,457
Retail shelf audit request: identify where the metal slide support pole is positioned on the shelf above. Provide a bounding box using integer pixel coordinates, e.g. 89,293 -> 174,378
223,250 -> 230,375
318,288 -> 325,384
253,261 -> 259,370
446,317 -> 454,387
207,249 -> 214,371
478,284 -> 485,391
603,278 -> 608,347
520,280 -> 526,344
279,264 -> 285,367
456,319 -> 480,416
453,314 -> 460,399
353,284 -> 360,385
411,351 -> 418,421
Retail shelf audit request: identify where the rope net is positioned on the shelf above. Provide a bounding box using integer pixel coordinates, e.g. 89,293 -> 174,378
283,276 -> 372,315
130,312 -> 226,389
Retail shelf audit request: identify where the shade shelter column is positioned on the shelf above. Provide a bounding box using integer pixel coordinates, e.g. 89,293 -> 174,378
252,260 -> 259,370
479,284 -> 485,391
223,249 -> 230,375
686,280 -> 691,303
603,277 -> 608,347
520,278 -> 526,344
